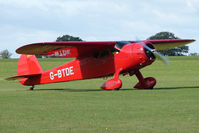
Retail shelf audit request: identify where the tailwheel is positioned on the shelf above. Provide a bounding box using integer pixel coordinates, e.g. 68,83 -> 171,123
29,85 -> 34,91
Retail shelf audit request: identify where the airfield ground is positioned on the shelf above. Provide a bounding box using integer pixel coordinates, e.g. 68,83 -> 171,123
0,57 -> 199,133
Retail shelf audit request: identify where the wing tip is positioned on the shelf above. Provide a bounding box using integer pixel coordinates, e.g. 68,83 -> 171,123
183,39 -> 196,45
189,39 -> 196,42
182,39 -> 195,42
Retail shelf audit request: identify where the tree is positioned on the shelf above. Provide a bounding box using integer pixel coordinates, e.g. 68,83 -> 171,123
147,32 -> 189,56
56,35 -> 83,42
0,49 -> 12,59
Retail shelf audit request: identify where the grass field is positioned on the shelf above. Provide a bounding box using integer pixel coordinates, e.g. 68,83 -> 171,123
0,57 -> 199,133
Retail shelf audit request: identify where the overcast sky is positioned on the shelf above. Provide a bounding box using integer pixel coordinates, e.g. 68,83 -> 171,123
0,0 -> 198,58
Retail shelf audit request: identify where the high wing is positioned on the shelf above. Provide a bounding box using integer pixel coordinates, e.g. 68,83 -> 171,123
16,41 -> 117,57
146,39 -> 195,50
16,39 -> 195,57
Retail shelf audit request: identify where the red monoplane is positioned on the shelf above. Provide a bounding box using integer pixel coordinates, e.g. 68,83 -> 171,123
6,39 -> 195,90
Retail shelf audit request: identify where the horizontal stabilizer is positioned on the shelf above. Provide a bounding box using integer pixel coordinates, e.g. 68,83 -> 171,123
5,74 -> 41,81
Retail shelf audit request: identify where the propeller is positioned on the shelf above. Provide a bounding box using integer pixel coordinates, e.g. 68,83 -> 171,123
138,40 -> 170,65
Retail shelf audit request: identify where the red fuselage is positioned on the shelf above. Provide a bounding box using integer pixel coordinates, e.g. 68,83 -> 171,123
19,43 -> 155,86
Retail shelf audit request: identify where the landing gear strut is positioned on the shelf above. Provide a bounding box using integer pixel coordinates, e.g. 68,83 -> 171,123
134,70 -> 156,89
101,68 -> 122,90
29,85 -> 34,91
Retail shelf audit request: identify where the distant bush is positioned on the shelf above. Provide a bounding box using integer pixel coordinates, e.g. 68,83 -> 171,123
189,53 -> 199,56
0,49 -> 12,59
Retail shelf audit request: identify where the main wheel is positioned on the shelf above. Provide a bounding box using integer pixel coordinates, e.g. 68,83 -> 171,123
134,77 -> 156,89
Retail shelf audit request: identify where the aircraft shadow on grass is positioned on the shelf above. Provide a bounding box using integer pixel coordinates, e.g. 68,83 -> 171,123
34,86 -> 199,92
35,88 -> 136,92
35,88 -> 104,92
154,86 -> 199,90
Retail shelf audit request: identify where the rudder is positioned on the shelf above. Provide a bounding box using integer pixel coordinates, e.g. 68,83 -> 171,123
17,54 -> 43,76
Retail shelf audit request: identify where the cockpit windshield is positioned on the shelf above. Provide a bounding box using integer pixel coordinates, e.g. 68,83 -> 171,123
115,41 -> 131,50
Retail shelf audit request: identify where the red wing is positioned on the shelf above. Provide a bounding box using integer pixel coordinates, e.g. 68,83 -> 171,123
16,41 -> 117,57
16,39 -> 195,57
146,39 -> 195,50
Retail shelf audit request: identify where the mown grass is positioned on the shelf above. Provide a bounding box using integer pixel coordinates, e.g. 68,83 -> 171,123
0,56 -> 199,133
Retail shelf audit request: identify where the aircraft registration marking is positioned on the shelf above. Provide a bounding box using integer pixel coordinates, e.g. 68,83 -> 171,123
50,50 -> 70,57
50,66 -> 74,80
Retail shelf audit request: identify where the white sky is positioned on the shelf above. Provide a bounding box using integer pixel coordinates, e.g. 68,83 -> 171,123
0,0 -> 198,58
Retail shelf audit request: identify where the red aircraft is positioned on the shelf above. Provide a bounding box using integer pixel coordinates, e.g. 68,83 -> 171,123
6,39 -> 195,90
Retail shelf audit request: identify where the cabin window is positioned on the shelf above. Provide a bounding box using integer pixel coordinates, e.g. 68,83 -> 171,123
93,49 -> 112,59
93,52 -> 100,58
110,47 -> 120,55
115,41 -> 130,50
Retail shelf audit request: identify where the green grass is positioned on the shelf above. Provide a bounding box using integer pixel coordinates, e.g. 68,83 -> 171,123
0,56 -> 199,133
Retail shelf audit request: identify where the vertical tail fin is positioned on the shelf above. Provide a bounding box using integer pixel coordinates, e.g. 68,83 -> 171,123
17,54 -> 43,76
5,55 -> 43,86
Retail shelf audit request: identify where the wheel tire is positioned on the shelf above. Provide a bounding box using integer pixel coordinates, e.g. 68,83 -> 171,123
148,87 -> 154,89
29,87 -> 34,91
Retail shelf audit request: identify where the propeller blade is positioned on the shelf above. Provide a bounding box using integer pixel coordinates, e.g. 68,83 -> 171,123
152,49 -> 170,65
138,40 -> 170,65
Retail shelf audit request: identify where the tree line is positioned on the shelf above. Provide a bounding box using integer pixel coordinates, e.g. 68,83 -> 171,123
0,32 -> 195,59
